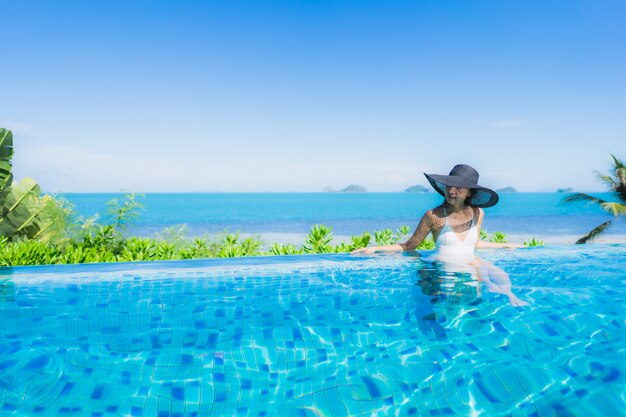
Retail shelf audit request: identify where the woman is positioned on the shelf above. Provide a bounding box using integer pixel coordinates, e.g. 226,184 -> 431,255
353,164 -> 527,306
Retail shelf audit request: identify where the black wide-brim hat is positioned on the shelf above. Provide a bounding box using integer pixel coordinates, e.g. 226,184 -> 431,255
424,164 -> 499,208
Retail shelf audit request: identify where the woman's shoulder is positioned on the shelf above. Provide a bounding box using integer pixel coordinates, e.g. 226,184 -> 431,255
473,207 -> 484,220
424,206 -> 445,227
429,206 -> 444,216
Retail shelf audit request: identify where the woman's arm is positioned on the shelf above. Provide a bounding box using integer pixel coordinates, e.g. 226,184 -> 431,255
352,211 -> 432,254
400,211 -> 433,250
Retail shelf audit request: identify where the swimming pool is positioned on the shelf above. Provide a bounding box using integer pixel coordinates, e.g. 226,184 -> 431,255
1,245 -> 624,416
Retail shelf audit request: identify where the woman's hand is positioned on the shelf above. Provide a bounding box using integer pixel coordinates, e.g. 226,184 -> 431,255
476,241 -> 524,249
351,244 -> 403,255
351,247 -> 378,255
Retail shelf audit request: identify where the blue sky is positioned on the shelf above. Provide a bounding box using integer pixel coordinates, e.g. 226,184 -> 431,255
1,0 -> 625,192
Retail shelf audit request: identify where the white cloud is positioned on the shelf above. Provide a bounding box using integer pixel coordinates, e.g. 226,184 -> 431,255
488,119 -> 524,128
0,120 -> 50,138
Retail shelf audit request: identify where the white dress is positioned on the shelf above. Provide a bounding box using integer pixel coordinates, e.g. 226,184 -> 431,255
429,207 -> 479,274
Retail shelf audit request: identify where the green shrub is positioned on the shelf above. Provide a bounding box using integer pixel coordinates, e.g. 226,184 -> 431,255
269,243 -> 302,255
0,239 -> 60,266
119,237 -> 159,262
302,225 -> 333,254
489,232 -> 508,243
374,229 -> 394,246
523,237 -> 544,247
394,225 -> 411,242
416,237 -> 436,250
481,230 -> 508,243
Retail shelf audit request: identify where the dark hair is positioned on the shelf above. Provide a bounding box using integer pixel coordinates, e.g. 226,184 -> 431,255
464,189 -> 476,207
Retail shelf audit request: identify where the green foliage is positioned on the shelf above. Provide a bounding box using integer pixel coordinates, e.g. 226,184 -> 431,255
302,224 -> 333,254
179,237 -> 211,259
416,237 -> 436,250
154,224 -> 190,248
0,181 -> 522,265
374,229 -> 394,245
0,129 -> 14,192
106,193 -> 144,230
563,153 -> 626,244
348,232 -> 372,251
523,237 -> 544,247
0,128 -> 65,242
0,238 -> 60,266
119,237 -> 159,262
81,225 -> 125,255
216,233 -> 263,258
489,232 -> 508,243
155,241 -> 179,260
373,225 -> 412,246
481,229 -> 508,243
269,243 -> 302,256
58,244 -> 116,264
394,225 -> 410,242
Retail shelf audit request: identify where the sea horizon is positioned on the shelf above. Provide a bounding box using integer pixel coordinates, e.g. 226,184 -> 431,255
57,192 -> 626,246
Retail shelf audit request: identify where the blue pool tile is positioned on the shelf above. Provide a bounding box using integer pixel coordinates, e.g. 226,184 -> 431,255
361,376 -> 382,398
24,355 -> 48,370
91,384 -> 105,399
172,387 -> 185,401
60,382 -> 75,396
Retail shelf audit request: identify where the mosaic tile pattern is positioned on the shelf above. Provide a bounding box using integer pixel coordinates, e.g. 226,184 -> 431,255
0,246 -> 625,416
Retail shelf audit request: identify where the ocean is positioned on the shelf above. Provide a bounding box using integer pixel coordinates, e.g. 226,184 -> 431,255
57,192 -> 626,245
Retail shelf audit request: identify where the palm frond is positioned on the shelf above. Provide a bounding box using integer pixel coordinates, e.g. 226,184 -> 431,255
615,168 -> 626,202
599,202 -> 626,216
607,154 -> 626,203
593,171 -> 618,191
563,193 -> 606,205
609,153 -> 626,172
575,220 -> 612,244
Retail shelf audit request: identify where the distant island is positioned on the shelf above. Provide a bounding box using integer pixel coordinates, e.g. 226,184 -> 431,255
496,187 -> 517,193
324,185 -> 368,193
404,185 -> 430,193
557,187 -> 574,193
339,185 -> 367,193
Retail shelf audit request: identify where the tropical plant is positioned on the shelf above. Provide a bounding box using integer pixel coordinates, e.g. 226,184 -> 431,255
489,231 -> 508,243
106,193 -> 145,230
179,237 -> 211,259
0,128 -> 66,242
269,243 -> 302,256
480,229 -> 508,243
119,237 -> 159,261
416,237 -> 436,250
347,232 -> 372,251
523,238 -> 544,247
302,224 -> 333,253
374,228 -> 394,246
564,154 -> 626,244
155,241 -> 179,260
0,238 -> 60,266
394,225 -> 411,243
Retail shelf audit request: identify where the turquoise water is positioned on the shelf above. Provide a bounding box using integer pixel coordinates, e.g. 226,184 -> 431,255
60,192 -> 626,239
1,245 -> 624,416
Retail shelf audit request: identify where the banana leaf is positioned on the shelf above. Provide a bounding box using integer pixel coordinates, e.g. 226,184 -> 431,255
0,128 -> 14,192
0,178 -> 53,241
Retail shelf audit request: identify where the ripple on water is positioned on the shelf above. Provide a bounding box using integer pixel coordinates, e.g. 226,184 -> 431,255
0,245 -> 624,416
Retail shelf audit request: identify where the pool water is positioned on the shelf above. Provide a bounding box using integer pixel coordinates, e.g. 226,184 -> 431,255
0,245 -> 624,416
